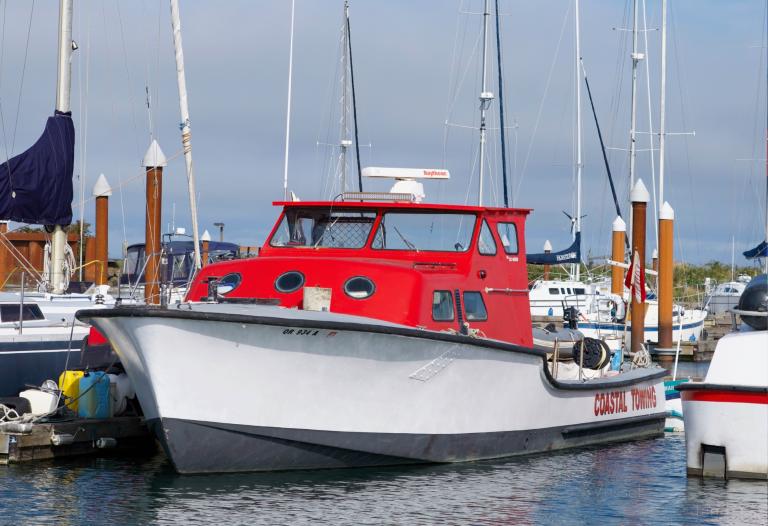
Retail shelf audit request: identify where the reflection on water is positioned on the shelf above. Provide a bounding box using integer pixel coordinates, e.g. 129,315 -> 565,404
1,435 -> 765,525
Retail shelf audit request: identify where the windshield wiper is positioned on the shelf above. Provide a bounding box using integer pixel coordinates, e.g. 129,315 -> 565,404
393,226 -> 417,251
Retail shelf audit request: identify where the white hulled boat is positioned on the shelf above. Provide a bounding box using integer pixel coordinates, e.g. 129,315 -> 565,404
676,275 -> 768,479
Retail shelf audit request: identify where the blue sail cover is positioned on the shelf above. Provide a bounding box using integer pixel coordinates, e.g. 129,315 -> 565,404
743,240 -> 768,259
0,111 -> 74,225
527,232 -> 581,265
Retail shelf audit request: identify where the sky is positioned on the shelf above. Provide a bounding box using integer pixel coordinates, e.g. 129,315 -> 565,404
1,0 -> 766,266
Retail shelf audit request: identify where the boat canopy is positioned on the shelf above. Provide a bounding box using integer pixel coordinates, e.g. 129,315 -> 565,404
121,240 -> 239,286
0,111 -> 74,225
526,232 -> 581,265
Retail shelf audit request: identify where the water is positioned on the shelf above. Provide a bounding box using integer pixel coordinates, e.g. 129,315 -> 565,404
1,435 -> 765,525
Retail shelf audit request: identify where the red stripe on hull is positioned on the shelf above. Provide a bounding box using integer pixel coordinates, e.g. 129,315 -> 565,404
681,389 -> 768,405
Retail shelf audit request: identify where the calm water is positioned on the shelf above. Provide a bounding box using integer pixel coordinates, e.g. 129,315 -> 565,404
1,435 -> 765,525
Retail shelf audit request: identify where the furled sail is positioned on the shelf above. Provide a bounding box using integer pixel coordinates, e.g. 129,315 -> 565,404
743,240 -> 768,259
526,232 -> 581,265
0,111 -> 74,225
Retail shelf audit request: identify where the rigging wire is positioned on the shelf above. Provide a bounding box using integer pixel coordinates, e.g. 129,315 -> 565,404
513,1 -> 571,205
10,0 -> 35,156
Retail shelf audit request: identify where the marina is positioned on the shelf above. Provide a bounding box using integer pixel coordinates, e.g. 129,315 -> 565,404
0,0 -> 767,523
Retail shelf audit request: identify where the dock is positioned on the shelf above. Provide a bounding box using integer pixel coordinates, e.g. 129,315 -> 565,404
0,416 -> 155,465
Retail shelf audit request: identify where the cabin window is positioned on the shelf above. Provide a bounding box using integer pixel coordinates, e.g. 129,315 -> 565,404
275,271 -> 305,293
463,291 -> 488,321
496,222 -> 519,254
0,304 -> 44,323
549,288 -> 559,295
567,288 -> 573,294
574,288 -> 586,295
344,277 -> 376,299
560,288 -> 566,294
432,291 -> 455,321
371,212 -> 475,252
269,210 -> 376,249
478,220 -> 497,255
217,273 -> 242,295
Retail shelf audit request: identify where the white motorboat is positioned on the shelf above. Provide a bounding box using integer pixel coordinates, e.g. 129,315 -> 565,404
676,275 -> 767,479
78,199 -> 668,474
703,276 -> 751,316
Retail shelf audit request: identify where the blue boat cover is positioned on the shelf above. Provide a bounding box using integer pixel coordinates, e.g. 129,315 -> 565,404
743,240 -> 768,259
0,111 -> 74,225
527,232 -> 581,265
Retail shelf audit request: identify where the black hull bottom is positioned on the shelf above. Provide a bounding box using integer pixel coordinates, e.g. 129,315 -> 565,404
150,415 -> 665,474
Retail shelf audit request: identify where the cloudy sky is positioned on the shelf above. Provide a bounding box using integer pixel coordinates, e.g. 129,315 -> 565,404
1,0 -> 766,265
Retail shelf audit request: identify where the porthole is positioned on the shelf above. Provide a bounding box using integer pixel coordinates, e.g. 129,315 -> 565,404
275,271 -> 305,293
216,273 -> 242,295
344,276 -> 376,299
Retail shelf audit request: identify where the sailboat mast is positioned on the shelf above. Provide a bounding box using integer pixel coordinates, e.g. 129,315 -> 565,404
765,1 -> 768,274
658,0 -> 668,206
477,0 -> 493,206
574,0 -> 583,281
282,0 -> 296,200
170,0 -> 202,270
339,1 -> 350,193
629,0 -> 640,200
494,0 -> 509,207
50,0 -> 73,294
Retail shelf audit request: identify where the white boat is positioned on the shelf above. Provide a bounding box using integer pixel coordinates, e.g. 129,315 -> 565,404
77,198 -> 668,474
528,279 -> 592,317
703,277 -> 750,316
566,291 -> 707,352
676,275 -> 767,479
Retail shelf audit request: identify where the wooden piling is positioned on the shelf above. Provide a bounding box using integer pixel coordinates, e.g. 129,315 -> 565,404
93,174 -> 112,285
658,202 -> 674,349
142,141 -> 167,304
201,229 -> 211,268
0,221 -> 8,288
611,216 -> 626,295
630,179 -> 649,353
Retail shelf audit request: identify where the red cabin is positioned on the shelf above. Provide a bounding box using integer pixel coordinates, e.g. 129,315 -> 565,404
187,201 -> 533,347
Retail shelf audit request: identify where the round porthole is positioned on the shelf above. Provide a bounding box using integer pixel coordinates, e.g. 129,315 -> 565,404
344,276 -> 375,299
275,271 -> 305,293
216,273 -> 242,295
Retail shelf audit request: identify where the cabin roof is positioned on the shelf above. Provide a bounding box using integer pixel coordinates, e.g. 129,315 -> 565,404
273,200 -> 531,215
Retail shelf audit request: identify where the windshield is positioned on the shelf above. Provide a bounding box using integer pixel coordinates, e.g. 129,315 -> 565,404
269,209 -> 377,249
371,212 -> 476,252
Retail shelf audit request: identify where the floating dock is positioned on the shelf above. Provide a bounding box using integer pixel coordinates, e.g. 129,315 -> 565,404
0,416 -> 154,465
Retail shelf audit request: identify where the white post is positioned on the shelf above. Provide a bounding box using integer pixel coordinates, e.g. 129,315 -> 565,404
478,0 -> 493,206
574,0 -> 582,281
659,0 -> 668,207
169,0 -> 202,270
282,0 -> 296,200
51,0 -> 74,294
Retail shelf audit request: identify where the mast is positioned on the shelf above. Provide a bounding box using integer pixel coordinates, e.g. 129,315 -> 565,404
339,1 -> 351,193
765,0 -> 768,274
494,0 -> 509,207
629,0 -> 640,204
574,0 -> 583,281
50,0 -> 73,293
478,0 -> 493,206
658,0 -> 668,206
282,0 -> 296,200
346,3 -> 363,192
170,0 -> 202,270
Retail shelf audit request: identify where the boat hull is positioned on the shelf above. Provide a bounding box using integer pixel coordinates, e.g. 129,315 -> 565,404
0,333 -> 88,397
80,306 -> 667,474
679,385 -> 768,479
